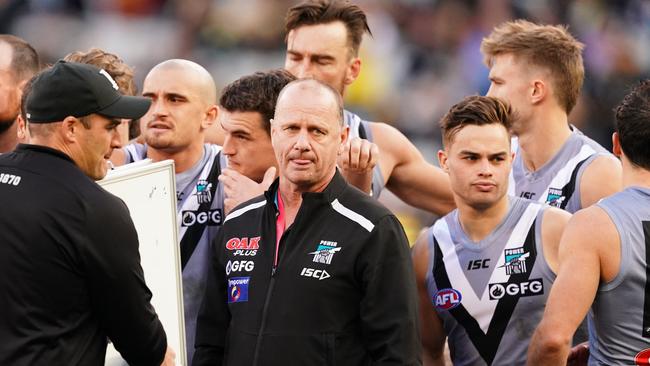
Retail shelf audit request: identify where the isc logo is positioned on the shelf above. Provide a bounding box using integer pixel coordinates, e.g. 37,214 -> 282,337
300,267 -> 330,281
434,288 -> 462,310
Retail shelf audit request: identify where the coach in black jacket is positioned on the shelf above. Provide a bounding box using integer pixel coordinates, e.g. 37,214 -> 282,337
194,79 -> 420,366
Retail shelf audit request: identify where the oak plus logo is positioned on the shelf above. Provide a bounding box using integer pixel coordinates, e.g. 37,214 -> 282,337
226,236 -> 260,256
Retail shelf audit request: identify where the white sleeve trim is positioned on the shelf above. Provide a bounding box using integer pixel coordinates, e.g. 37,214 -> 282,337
330,199 -> 375,232
224,200 -> 266,223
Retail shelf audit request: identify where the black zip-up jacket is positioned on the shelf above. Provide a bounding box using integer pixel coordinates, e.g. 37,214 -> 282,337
194,171 -> 421,366
0,145 -> 167,365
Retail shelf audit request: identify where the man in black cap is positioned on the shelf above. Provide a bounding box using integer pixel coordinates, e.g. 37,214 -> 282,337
0,61 -> 175,365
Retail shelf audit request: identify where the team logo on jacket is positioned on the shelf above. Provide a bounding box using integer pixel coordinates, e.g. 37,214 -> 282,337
434,288 -> 462,311
499,247 -> 529,275
228,277 -> 250,303
545,188 -> 565,208
195,179 -> 212,204
309,240 -> 341,265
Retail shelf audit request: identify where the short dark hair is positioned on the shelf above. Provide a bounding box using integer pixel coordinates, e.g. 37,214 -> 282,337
440,95 -> 513,146
614,79 -> 650,170
220,69 -> 296,134
0,34 -> 40,82
285,0 -> 372,57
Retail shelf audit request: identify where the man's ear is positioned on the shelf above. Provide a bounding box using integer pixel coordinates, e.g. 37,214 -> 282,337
340,125 -> 349,144
438,149 -> 450,173
612,132 -> 622,158
201,105 -> 218,130
530,79 -> 547,105
60,116 -> 81,143
344,57 -> 361,86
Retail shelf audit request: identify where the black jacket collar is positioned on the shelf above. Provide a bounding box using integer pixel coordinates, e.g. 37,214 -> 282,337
264,169 -> 348,206
16,143 -> 76,165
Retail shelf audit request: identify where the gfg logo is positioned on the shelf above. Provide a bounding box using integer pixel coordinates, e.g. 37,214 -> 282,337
300,267 -> 330,281
434,288 -> 462,310
181,209 -> 223,227
488,279 -> 544,300
226,260 -> 255,275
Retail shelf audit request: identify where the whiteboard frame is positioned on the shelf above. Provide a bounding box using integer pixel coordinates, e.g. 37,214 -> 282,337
99,159 -> 186,366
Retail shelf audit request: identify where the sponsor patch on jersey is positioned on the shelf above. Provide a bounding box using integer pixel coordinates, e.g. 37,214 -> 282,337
434,288 -> 462,311
500,246 -> 530,275
226,260 -> 255,275
300,267 -> 331,281
228,277 -> 250,303
488,278 -> 544,300
226,237 -> 260,256
181,209 -> 222,227
195,179 -> 212,204
545,187 -> 565,208
308,240 -> 341,265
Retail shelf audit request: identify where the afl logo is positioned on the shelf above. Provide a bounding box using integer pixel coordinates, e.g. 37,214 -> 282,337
434,288 -> 462,311
635,348 -> 650,365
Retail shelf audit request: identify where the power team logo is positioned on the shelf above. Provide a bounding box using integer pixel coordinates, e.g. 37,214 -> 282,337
195,179 -> 212,204
636,349 -> 650,366
501,247 -> 529,275
434,288 -> 462,311
309,240 -> 341,265
228,277 -> 250,303
226,236 -> 260,256
545,187 -> 566,208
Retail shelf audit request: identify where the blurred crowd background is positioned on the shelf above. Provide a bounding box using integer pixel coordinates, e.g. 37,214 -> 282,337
3,0 -> 649,240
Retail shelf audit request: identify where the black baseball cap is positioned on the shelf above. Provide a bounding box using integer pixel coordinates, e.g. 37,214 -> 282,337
25,60 -> 151,123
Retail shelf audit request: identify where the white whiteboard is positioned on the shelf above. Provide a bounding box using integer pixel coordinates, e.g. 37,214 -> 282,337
99,159 -> 186,366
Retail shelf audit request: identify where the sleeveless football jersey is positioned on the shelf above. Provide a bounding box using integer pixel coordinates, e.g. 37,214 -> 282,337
425,197 -> 553,365
590,187 -> 650,365
509,127 -> 610,213
124,143 -> 225,364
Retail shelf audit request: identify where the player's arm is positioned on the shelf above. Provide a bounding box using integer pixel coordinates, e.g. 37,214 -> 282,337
371,122 -> 455,216
540,207 -> 572,274
359,216 -> 421,365
412,230 -> 447,366
527,207 -> 618,365
579,155 -> 621,208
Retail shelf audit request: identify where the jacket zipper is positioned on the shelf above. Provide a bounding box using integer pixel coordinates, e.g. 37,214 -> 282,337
252,229 -> 290,365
